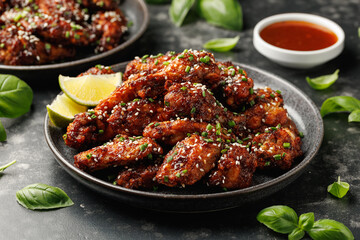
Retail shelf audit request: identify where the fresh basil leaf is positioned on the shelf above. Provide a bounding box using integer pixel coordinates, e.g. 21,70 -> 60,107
327,176 -> 350,198
306,69 -> 339,90
308,219 -> 354,240
203,36 -> 240,52
288,228 -> 305,240
0,160 -> 16,172
320,96 -> 360,117
0,74 -> 33,118
197,0 -> 243,31
257,205 -> 299,234
16,183 -> 74,210
169,0 -> 196,27
0,120 -> 6,141
298,212 -> 314,231
146,0 -> 170,4
348,109 -> 360,122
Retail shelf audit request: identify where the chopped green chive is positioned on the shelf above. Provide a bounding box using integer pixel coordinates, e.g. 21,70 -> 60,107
74,34 -> 80,40
191,107 -> 196,114
181,86 -> 187,91
201,131 -> 208,137
178,54 -> 184,59
120,102 -> 126,106
154,123 -> 160,127
299,132 -> 304,138
148,98 -> 154,102
249,88 -> 254,94
282,152 -> 286,157
221,149 -> 228,154
188,56 -> 194,61
155,59 -> 159,65
260,95 -> 265,99
283,142 -> 291,148
164,175 -> 169,182
182,169 -> 188,174
164,101 -> 170,106
249,100 -> 255,106
133,98 -> 140,102
98,129 -> 104,134
185,66 -> 191,73
216,122 -> 221,130
147,154 -> 153,160
264,161 -> 271,166
216,138 -> 222,142
270,93 -> 275,98
163,61 -> 170,65
276,90 -> 282,94
273,154 -> 282,160
200,55 -> 210,64
206,124 -> 213,131
216,130 -> 221,135
65,31 -> 70,38
86,153 -> 92,159
176,172 -> 181,178
241,77 -> 247,82
228,120 -> 235,128
202,90 -> 206,97
242,137 -> 249,141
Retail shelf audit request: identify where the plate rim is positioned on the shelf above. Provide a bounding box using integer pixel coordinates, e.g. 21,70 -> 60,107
44,61 -> 324,201
0,0 -> 149,71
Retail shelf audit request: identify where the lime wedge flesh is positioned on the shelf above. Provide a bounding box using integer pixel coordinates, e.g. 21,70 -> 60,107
47,94 -> 87,128
59,72 -> 122,107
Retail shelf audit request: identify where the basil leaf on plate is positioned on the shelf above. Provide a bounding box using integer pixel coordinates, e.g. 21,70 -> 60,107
327,176 -> 350,198
320,96 -> 360,117
0,74 -> 33,118
307,219 -> 354,240
288,228 -> 305,240
197,0 -> 243,31
0,120 -> 6,141
306,69 -> 339,90
16,183 -> 74,210
298,212 -> 314,231
0,160 -> 16,172
203,36 -> 240,52
348,109 -> 360,122
257,205 -> 299,234
169,0 -> 196,27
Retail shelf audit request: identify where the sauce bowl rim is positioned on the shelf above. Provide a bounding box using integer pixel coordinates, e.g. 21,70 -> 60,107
253,13 -> 345,56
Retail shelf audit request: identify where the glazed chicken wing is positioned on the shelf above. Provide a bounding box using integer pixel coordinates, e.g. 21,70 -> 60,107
74,135 -> 163,172
251,127 -> 302,170
156,134 -> 222,187
208,143 -> 257,189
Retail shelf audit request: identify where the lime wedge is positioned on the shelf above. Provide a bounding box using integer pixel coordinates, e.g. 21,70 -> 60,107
59,72 -> 122,107
47,94 -> 87,128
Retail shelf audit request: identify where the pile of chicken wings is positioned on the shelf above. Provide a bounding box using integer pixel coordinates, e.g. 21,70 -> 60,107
64,50 -> 303,191
0,0 -> 127,65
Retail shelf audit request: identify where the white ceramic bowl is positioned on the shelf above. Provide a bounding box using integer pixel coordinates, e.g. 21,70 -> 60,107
253,13 -> 345,69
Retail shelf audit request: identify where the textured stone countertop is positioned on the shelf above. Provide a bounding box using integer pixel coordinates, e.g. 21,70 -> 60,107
1,0 -> 360,239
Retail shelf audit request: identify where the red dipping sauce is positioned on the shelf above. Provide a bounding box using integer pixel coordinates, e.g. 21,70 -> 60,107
260,21 -> 338,51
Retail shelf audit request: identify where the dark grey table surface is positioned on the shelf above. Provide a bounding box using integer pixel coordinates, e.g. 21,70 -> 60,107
1,0 -> 360,239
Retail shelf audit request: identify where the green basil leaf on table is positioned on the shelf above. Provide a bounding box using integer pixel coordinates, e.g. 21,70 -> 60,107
196,0 -> 243,31
0,120 -> 6,141
0,74 -> 33,118
16,183 -> 74,210
306,69 -> 339,90
307,219 -> 354,240
298,212 -> 315,231
169,0 -> 196,27
348,109 -> 360,122
0,160 -> 16,173
256,205 -> 298,234
320,96 -> 360,117
203,36 -> 240,52
288,228 -> 305,240
327,176 -> 350,198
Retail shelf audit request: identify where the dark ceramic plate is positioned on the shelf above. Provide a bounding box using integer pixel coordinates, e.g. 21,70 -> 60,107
0,0 -> 148,82
44,62 -> 324,212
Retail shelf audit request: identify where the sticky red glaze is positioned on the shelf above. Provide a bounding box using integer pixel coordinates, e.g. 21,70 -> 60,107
260,21 -> 338,51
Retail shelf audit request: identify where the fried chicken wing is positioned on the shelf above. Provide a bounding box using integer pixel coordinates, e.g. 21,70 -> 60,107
208,143 -> 257,189
74,135 -> 163,172
0,25 -> 75,65
143,119 -> 234,146
108,98 -> 164,136
251,127 -> 302,170
92,9 -> 127,53
115,158 -> 162,190
156,134 -> 222,187
217,62 -> 254,109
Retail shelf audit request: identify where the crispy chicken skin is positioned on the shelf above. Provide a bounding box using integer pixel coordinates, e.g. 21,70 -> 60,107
208,143 -> 257,189
251,127 -> 302,170
143,119 -> 234,146
115,158 -> 162,189
108,98 -> 164,136
0,25 -> 75,65
65,50 -> 303,191
156,134 -> 222,187
0,0 -> 127,65
74,135 -> 163,172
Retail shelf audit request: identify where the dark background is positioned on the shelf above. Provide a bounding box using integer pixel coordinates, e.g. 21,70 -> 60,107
1,0 -> 359,239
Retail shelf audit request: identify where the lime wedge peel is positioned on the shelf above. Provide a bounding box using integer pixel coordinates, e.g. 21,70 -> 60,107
47,94 -> 87,128
59,72 -> 122,107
